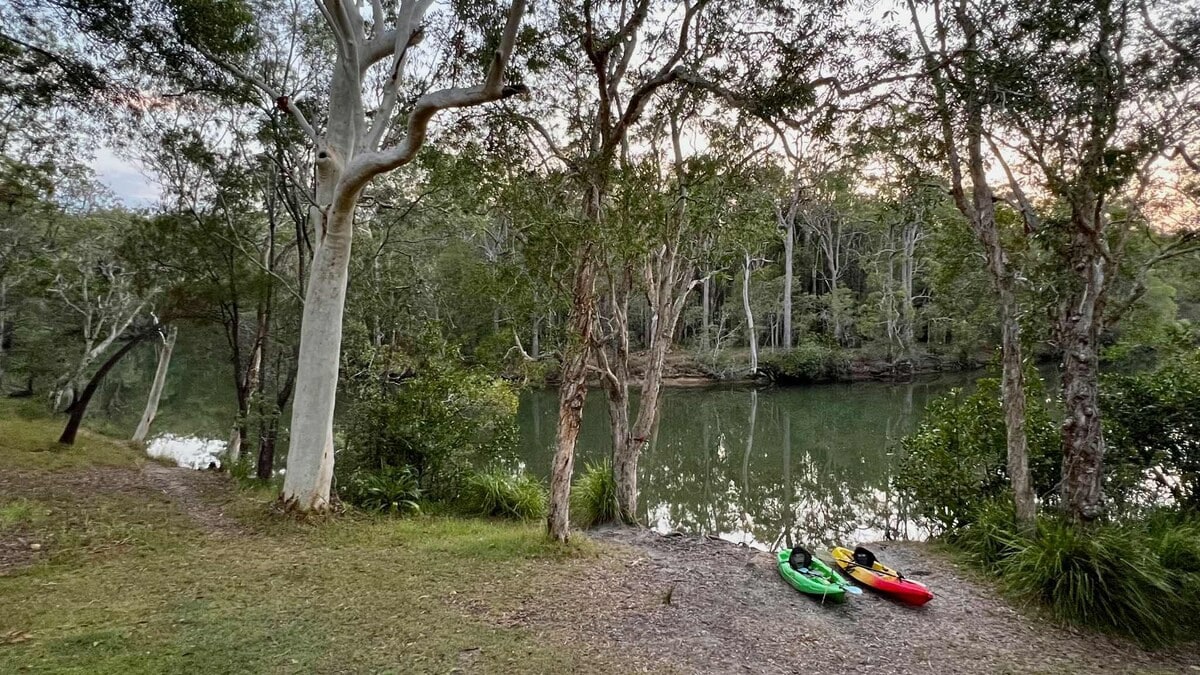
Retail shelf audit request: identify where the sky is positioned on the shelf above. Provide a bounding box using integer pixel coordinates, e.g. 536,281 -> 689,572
92,145 -> 161,208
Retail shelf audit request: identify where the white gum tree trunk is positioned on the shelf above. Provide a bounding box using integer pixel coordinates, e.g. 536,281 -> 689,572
781,220 -> 794,350
132,325 -> 178,444
283,207 -> 356,508
200,0 -> 530,511
776,180 -> 801,351
742,253 -> 758,374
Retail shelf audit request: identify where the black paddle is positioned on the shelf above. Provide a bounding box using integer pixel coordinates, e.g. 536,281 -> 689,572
842,559 -> 906,581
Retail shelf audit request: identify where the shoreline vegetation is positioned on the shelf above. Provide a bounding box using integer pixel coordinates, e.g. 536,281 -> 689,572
3,401 -> 1197,673
532,347 -> 987,389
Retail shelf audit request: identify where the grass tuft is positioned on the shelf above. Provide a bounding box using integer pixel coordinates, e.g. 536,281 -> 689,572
571,459 -> 620,528
1002,519 -> 1175,644
950,503 -> 1200,647
461,468 -> 548,521
0,498 -> 44,532
949,498 -> 1027,572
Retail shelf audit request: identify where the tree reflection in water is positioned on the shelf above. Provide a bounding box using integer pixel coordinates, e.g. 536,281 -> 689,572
516,375 -> 975,549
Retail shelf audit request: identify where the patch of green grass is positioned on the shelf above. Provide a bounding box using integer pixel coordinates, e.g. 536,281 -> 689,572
0,400 -> 143,471
0,498 -> 42,532
572,459 -> 620,528
0,508 -> 611,674
0,396 -> 623,672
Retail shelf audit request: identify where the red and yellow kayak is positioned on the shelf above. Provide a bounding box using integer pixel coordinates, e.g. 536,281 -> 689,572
831,546 -> 933,606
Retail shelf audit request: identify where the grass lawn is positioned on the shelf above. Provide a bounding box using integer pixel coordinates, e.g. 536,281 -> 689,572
0,401 -> 622,674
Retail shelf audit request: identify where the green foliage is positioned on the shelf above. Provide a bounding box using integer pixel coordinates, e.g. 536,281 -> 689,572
461,469 -> 548,521
571,460 -> 619,528
1102,350 -> 1200,511
946,499 -> 1026,572
341,466 -> 422,515
895,373 -> 1059,535
758,342 -> 848,383
947,503 -> 1200,646
1003,519 -> 1179,645
340,332 -> 520,499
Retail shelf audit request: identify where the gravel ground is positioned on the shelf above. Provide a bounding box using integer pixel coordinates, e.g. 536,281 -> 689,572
504,527 -> 1200,674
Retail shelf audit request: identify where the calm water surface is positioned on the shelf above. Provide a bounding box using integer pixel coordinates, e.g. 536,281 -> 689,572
517,375 -> 976,548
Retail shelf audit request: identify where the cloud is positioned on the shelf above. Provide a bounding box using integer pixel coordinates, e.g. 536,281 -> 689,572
91,145 -> 161,208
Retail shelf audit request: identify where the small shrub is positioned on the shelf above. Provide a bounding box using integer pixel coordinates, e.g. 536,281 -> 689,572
1102,349 -> 1200,510
949,506 -> 1200,646
894,373 -> 1059,535
1144,510 -> 1200,623
339,333 -> 520,499
341,466 -> 422,515
462,469 -> 547,521
948,499 -> 1027,573
1145,511 -> 1200,573
572,460 -> 619,528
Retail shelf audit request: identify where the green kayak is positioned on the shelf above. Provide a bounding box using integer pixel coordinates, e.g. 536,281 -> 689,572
776,547 -> 849,603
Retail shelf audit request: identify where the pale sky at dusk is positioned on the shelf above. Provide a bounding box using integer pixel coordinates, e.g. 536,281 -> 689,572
91,145 -> 160,207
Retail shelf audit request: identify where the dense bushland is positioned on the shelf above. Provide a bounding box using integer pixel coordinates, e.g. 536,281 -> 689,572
337,333 -> 520,510
895,373 -> 1060,534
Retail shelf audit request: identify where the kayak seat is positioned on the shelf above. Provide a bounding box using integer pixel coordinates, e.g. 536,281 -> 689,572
853,546 -> 877,569
789,547 -> 813,571
852,546 -> 905,580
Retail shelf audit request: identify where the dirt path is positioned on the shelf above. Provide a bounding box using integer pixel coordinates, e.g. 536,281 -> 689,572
138,463 -> 244,536
511,527 -> 1199,674
0,462 -> 240,574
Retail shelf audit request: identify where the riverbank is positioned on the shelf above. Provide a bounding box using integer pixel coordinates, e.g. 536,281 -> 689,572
2,408 -> 1194,673
537,348 -> 984,388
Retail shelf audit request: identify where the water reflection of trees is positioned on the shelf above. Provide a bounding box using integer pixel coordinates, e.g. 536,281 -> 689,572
518,377 -> 966,547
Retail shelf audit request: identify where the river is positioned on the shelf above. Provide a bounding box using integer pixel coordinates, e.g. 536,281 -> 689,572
516,375 -> 976,548
96,339 -> 977,548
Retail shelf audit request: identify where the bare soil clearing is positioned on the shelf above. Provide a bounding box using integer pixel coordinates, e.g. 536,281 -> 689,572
504,527 -> 1199,674
139,463 -> 245,536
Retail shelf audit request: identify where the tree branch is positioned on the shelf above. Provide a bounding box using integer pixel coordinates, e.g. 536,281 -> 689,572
985,132 -> 1041,233
364,1 -> 431,152
336,0 -> 529,205
193,45 -> 319,143
510,113 -> 576,169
